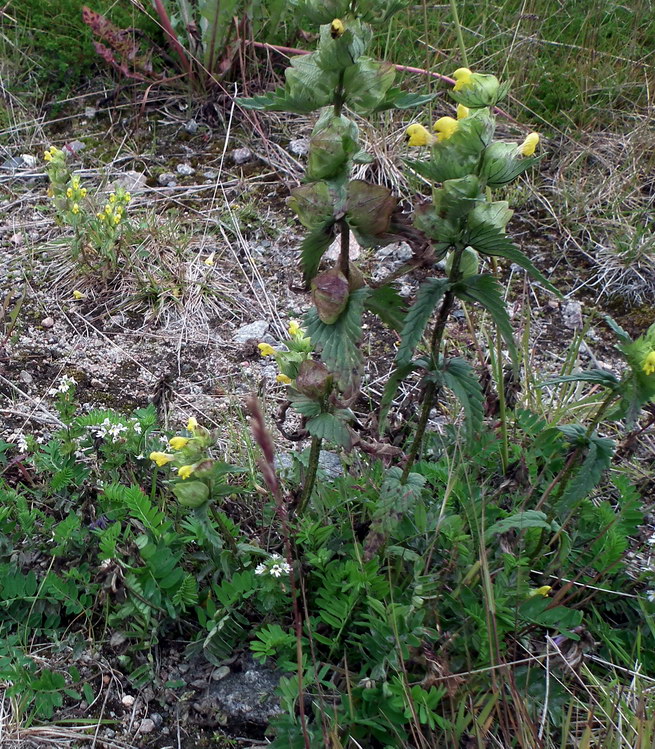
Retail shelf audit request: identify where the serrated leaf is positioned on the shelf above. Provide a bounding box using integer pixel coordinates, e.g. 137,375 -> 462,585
454,274 -> 518,367
305,288 -> 370,390
604,314 -> 631,343
396,278 -> 450,366
542,370 -> 621,390
364,285 -> 406,332
557,431 -> 615,513
343,57 -> 395,114
464,221 -> 560,296
306,413 -> 352,448
440,357 -> 484,446
300,221 -> 337,282
289,393 -> 323,418
486,510 -> 557,540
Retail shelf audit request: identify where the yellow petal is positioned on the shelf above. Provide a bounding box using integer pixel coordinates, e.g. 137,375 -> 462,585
433,116 -> 459,141
187,416 -> 199,431
452,67 -> 473,91
149,451 -> 174,467
177,465 -> 194,479
169,436 -> 190,450
204,251 -> 215,266
276,374 -> 292,384
643,351 -> 655,376
405,124 -> 436,147
331,18 -> 345,37
288,320 -> 301,336
258,342 -> 277,357
528,585 -> 552,598
456,103 -> 470,120
72,290 -> 85,300
519,132 -> 540,156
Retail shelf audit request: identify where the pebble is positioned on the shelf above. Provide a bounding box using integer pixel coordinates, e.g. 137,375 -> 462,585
19,370 -> 33,385
84,106 -> 97,119
562,300 -> 583,330
325,231 -> 360,261
121,694 -> 136,707
41,317 -> 54,328
232,147 -> 253,165
113,170 -> 147,193
288,138 -> 309,156
232,320 -> 269,343
137,718 -> 155,734
184,119 -> 198,134
21,154 -> 38,168
176,163 -> 195,176
149,712 -> 163,727
64,140 -> 86,155
158,172 -> 177,187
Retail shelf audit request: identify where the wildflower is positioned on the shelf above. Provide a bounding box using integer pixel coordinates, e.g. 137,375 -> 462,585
113,215 -> 120,225
131,420 -> 142,434
406,124 -> 436,147
177,465 -> 194,479
331,18 -> 345,37
258,342 -> 277,357
643,351 -> 655,376
528,585 -> 552,598
124,192 -> 131,202
187,416 -> 199,431
433,116 -> 459,141
104,204 -> 112,215
150,451 -> 175,467
8,433 -> 29,452
48,374 -> 76,396
254,563 -> 267,575
452,67 -> 473,91
204,252 -> 215,266
72,290 -> 85,300
44,151 -> 53,162
519,132 -> 540,156
80,188 -> 87,197
109,194 -> 116,203
71,176 -> 80,188
647,590 -> 655,603
456,103 -> 469,119
97,213 -> 105,221
255,553 -> 292,577
72,203 -> 80,214
91,418 -> 113,439
107,423 -> 128,441
66,188 -> 73,198
276,373 -> 292,385
169,436 -> 190,450
288,320 -> 301,336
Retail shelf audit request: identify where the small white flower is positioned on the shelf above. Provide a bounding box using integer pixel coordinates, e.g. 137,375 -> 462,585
269,564 -> 284,577
254,563 -> 267,575
132,421 -> 142,434
8,433 -> 29,452
646,590 -> 655,603
107,423 -> 127,441
48,374 -> 76,396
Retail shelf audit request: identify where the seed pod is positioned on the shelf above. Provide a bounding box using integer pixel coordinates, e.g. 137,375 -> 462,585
295,360 -> 333,399
312,268 -> 349,324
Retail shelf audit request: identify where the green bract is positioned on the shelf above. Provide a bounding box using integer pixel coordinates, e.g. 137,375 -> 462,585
307,111 -> 360,181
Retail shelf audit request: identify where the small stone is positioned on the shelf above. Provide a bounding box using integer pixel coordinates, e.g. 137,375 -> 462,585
288,138 -> 309,156
84,106 -> 97,119
137,718 -> 155,734
121,695 -> 136,707
562,300 -> 583,330
149,712 -> 163,727
110,631 -> 127,649
232,320 -> 269,343
211,666 -> 231,682
203,169 -> 219,180
19,370 -> 33,385
158,172 -> 177,187
113,170 -> 147,193
231,147 -> 253,165
1,156 -> 26,170
184,119 -> 198,134
325,231 -> 360,262
20,154 -> 38,168
10,233 -> 23,246
176,163 -> 195,176
318,451 -> 343,479
64,140 -> 86,154
41,317 -> 54,328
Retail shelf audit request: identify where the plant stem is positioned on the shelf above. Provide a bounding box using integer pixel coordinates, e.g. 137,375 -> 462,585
490,257 -> 509,472
209,505 -> 240,557
449,0 -> 469,67
339,218 -> 350,280
297,435 -> 322,515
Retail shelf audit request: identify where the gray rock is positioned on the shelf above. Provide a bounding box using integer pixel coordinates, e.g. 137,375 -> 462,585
1,156 -> 26,170
288,138 -> 309,156
41,317 -> 54,328
197,656 -> 281,726
64,140 -> 86,155
324,230 -> 361,261
203,169 -> 219,180
84,106 -> 97,119
318,450 -> 344,479
20,154 -> 38,168
232,147 -> 253,165
19,370 -> 33,385
176,162 -> 195,176
158,172 -> 177,187
137,718 -> 155,734
113,170 -> 147,193
232,320 -> 269,343
562,300 -> 583,330
184,119 -> 198,134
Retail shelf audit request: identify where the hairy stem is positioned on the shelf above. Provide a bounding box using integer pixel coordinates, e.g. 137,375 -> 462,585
297,435 -> 322,515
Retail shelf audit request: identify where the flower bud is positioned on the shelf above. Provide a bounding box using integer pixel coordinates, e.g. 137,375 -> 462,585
312,268 -> 349,324
295,359 -> 333,399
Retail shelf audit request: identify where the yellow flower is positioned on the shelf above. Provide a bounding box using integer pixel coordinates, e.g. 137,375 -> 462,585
258,342 -> 277,357
204,252 -> 215,266
169,436 -> 190,450
72,290 -> 85,300
406,124 -> 436,147
149,451 -> 174,467
528,585 -> 552,598
66,187 -> 73,198
72,203 -> 80,214
433,116 -> 459,142
276,373 -> 292,385
97,212 -> 105,221
456,103 -> 470,120
643,351 -> 655,376
80,187 -> 87,197
104,205 -> 112,215
453,67 -> 473,91
177,465 -> 194,479
109,194 -> 116,203
113,215 -> 121,225
288,320 -> 301,336
187,416 -> 199,431
331,18 -> 345,37
519,132 -> 540,156
44,151 -> 53,162
49,146 -> 58,155
125,192 -> 132,202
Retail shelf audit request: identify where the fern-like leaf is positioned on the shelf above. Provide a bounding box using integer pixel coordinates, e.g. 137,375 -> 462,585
557,431 -> 615,513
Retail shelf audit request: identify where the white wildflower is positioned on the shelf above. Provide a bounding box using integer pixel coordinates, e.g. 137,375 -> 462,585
254,553 -> 292,577
48,374 -> 76,396
107,422 -> 127,441
254,563 -> 267,575
8,433 -> 29,452
646,590 -> 655,603
131,421 -> 142,434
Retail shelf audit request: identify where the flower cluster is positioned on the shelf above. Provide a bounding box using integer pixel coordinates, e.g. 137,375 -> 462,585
257,320 -> 314,386
97,188 -> 131,228
91,418 -> 128,442
255,553 -> 292,578
48,374 -> 76,397
149,416 -> 208,481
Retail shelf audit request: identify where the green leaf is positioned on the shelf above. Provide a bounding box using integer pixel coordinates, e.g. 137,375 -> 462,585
345,179 -> 397,246
604,314 -> 631,343
464,221 -> 560,296
389,91 -> 437,109
306,413 -> 352,448
343,58 -> 396,114
557,431 -> 615,512
364,285 -> 406,332
453,274 -> 518,367
440,357 -> 484,446
486,510 -> 558,540
288,181 -> 335,230
300,221 -> 337,282
396,278 -> 450,366
305,288 -> 370,390
542,370 -> 621,390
